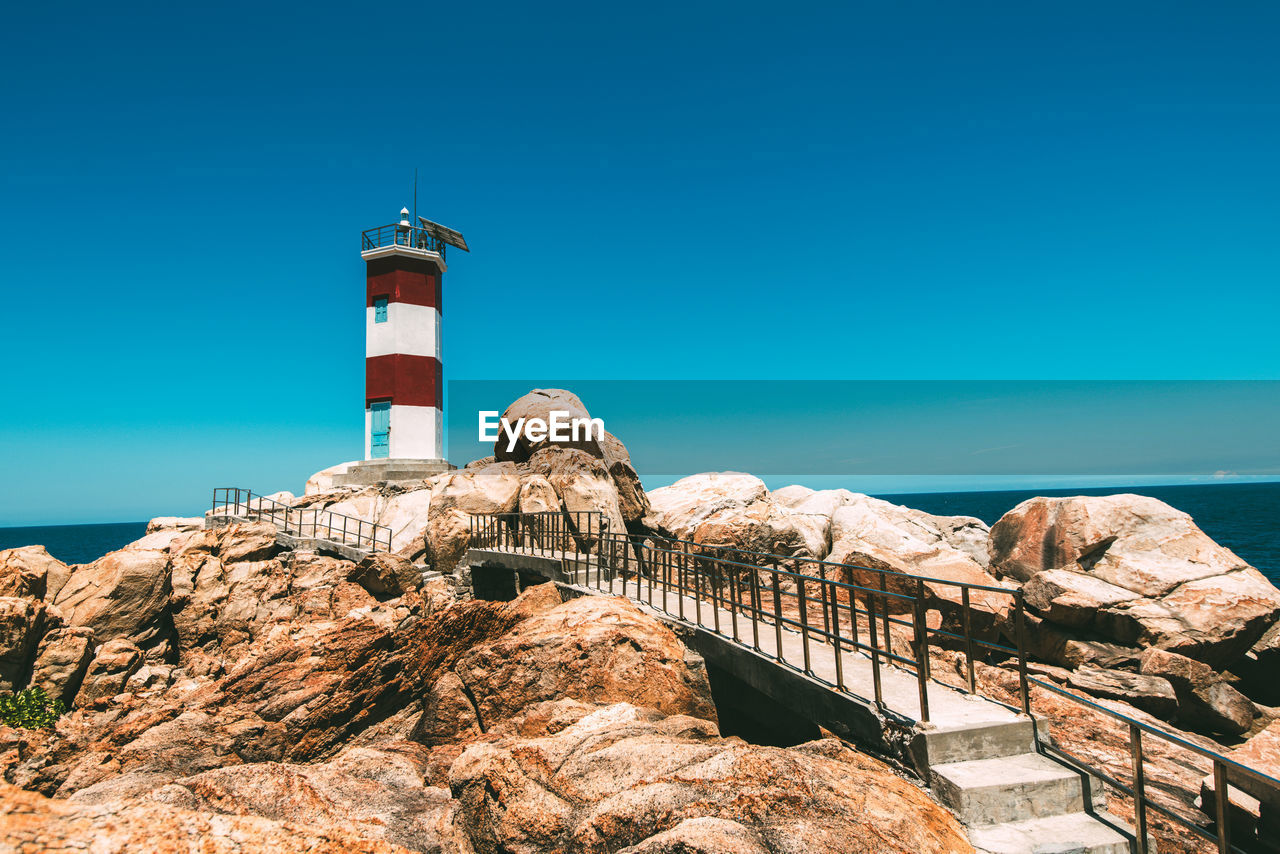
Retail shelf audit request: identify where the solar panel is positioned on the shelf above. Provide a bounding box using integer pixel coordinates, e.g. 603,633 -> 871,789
418,216 -> 470,252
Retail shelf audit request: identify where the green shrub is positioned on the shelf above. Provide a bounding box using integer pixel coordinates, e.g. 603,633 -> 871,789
0,686 -> 66,730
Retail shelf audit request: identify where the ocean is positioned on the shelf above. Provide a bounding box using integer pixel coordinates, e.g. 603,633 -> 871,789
1,482 -> 1276,585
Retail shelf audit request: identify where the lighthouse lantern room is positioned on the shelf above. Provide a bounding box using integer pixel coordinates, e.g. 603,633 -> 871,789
358,206 -> 469,466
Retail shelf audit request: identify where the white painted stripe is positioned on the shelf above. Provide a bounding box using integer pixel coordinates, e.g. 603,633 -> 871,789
364,404 -> 443,461
366,303 -> 441,359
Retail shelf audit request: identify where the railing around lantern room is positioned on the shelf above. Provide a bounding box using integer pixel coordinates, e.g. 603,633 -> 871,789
361,222 -> 449,260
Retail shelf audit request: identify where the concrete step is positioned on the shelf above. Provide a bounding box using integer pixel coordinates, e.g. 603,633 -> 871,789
930,753 -> 1105,826
910,719 -> 1040,771
967,810 -> 1134,854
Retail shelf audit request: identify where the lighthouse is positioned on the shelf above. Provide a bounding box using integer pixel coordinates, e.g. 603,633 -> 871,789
357,206 -> 468,470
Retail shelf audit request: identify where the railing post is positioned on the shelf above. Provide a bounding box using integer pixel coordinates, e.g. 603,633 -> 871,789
867,589 -> 884,707
1014,594 -> 1031,716
770,562 -> 784,664
913,579 -> 931,724
797,573 -> 812,675
1213,760 -> 1230,854
1130,724 -> 1150,854
750,566 -> 761,652
961,586 -> 977,694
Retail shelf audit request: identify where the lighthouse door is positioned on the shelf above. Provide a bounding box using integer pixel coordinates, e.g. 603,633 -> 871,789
370,402 -> 391,459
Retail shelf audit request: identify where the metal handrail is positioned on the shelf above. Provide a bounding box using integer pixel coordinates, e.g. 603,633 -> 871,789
468,510 -> 1280,854
210,487 -> 392,553
360,222 -> 448,259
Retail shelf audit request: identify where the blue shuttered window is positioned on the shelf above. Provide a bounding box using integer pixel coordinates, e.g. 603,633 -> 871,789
374,296 -> 388,323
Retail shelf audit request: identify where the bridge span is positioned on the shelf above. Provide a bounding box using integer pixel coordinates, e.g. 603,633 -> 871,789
465,511 -> 1278,854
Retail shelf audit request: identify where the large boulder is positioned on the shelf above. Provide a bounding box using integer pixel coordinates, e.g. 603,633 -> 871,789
0,545 -> 70,601
991,495 -> 1280,667
0,597 -> 51,692
526,447 -> 627,546
0,781 -> 413,854
648,473 -> 829,563
493,388 -> 602,463
648,473 -> 769,538
1065,666 -> 1179,719
28,626 -> 95,704
827,496 -> 1008,624
419,594 -> 715,744
448,703 -> 974,854
76,638 -> 144,706
52,547 -> 171,655
1140,648 -> 1259,736
148,744 -> 466,853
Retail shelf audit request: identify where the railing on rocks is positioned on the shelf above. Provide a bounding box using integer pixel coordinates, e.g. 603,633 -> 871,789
469,510 -> 1279,854
211,487 -> 392,553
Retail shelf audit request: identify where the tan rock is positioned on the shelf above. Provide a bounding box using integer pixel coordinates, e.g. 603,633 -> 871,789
0,597 -> 51,692
518,473 -> 560,515
990,494 -> 1280,667
1140,648 -> 1258,735
76,638 -> 144,706
28,626 -> 95,704
493,388 -> 602,462
447,594 -> 716,736
828,496 -> 1008,625
0,780 -> 415,854
349,552 -> 420,597
449,702 -> 974,854
1065,666 -> 1178,718
148,743 -> 467,853
619,816 -> 770,854
427,508 -> 473,575
648,473 -> 769,539
146,516 -> 205,534
527,447 -> 627,545
0,545 -> 69,600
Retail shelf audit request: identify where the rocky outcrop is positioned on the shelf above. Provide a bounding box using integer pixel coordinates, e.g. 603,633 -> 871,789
448,702 -> 973,854
52,548 -> 172,654
648,473 -> 829,562
148,744 -> 466,853
494,388 -> 603,463
76,638 -> 144,706
1140,648 -> 1260,736
991,495 -> 1280,668
420,594 -> 716,743
0,545 -> 69,600
827,494 -> 1007,624
1065,666 -> 1179,718
0,597 -> 51,692
28,627 -> 94,704
0,781 -> 415,854
527,447 -> 627,545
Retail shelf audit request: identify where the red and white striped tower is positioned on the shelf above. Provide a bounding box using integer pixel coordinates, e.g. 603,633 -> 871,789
359,207 -> 468,462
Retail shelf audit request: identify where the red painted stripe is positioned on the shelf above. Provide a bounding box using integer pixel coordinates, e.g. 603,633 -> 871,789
366,354 -> 442,407
366,256 -> 442,310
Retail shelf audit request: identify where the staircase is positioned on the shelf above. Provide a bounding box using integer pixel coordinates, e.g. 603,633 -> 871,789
914,720 -> 1143,853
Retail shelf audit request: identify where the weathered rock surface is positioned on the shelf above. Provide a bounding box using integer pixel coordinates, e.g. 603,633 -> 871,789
0,597 -> 50,692
76,638 -> 144,706
422,594 -> 716,743
0,545 -> 68,599
1065,666 -> 1179,718
991,494 -> 1280,668
827,495 -> 1007,625
52,548 -> 172,651
28,626 -> 94,704
448,702 -> 973,854
1141,647 -> 1259,736
527,447 -> 628,545
494,388 -> 603,463
648,473 -> 830,562
0,781 -> 414,853
148,743 -> 467,853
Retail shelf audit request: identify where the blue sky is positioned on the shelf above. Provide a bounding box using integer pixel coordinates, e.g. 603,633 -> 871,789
2,2 -> 1280,524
